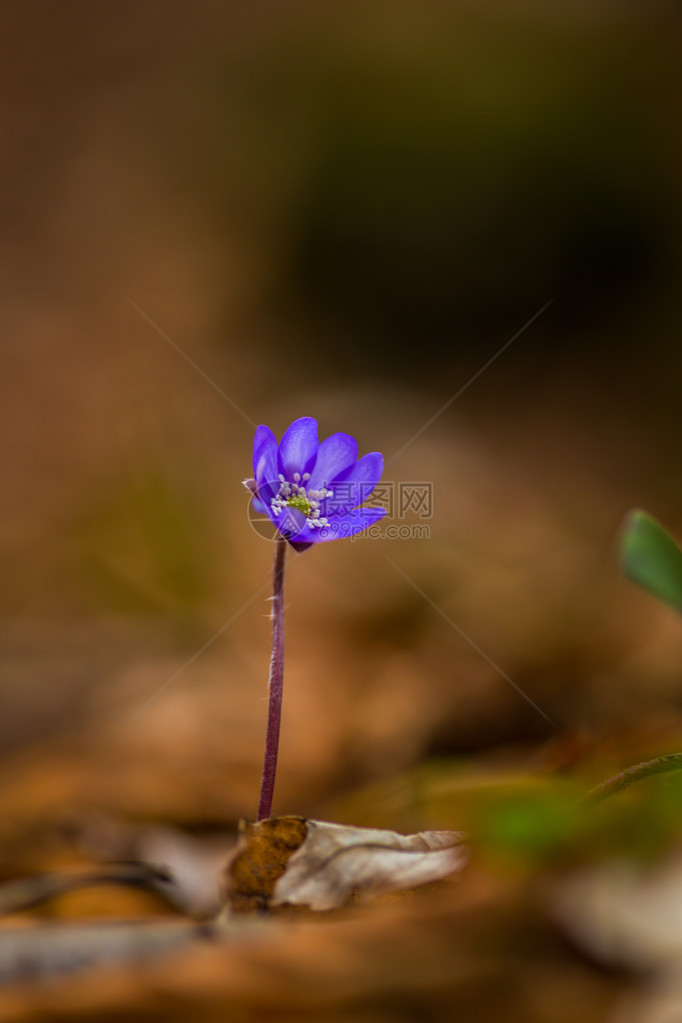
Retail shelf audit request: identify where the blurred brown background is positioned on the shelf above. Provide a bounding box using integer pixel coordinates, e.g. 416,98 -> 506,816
1,0 -> 682,848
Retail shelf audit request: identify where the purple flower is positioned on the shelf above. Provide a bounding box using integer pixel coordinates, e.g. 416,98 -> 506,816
248,417 -> 386,551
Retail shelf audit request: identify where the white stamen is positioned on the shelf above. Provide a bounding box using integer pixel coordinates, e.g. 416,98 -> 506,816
269,477 -> 334,530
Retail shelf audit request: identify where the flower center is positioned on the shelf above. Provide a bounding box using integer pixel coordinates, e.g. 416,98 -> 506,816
270,473 -> 334,531
287,492 -> 313,516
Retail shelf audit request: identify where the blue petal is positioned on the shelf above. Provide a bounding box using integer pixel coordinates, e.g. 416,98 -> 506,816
253,425 -> 277,479
273,505 -> 309,541
278,417 -> 319,479
254,427 -> 279,503
326,452 -> 384,510
305,506 -> 387,543
251,497 -> 268,514
288,539 -> 314,553
307,433 -> 358,490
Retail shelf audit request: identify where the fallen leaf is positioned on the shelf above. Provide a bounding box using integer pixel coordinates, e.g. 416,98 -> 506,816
224,817 -> 467,913
554,855 -> 682,970
0,863 -> 172,918
553,856 -> 682,1023
0,920 -> 209,984
224,816 -> 308,913
54,809 -> 235,918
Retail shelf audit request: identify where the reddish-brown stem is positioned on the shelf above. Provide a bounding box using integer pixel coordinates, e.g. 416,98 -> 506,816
257,537 -> 287,821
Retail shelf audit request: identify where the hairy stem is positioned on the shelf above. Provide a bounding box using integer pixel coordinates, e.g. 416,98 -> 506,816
257,538 -> 287,820
582,751 -> 682,806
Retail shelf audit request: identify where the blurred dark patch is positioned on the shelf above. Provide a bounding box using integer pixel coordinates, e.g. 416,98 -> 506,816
422,701 -> 551,758
276,37 -> 678,385
291,155 -> 671,377
553,187 -> 671,329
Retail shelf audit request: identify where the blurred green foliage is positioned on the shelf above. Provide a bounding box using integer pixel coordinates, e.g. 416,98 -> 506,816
620,510 -> 682,614
329,754 -> 682,870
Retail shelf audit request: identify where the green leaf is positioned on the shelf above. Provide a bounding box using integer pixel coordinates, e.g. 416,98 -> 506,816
619,509 -> 682,613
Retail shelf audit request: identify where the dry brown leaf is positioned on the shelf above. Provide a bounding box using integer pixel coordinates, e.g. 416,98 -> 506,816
225,816 -> 308,913
0,921 -> 209,984
553,857 -> 682,1023
0,864 -> 172,918
224,817 -> 467,913
273,820 -> 468,910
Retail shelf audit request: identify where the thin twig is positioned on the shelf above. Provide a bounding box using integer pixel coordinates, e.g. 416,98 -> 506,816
0,863 -> 171,917
582,751 -> 682,806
